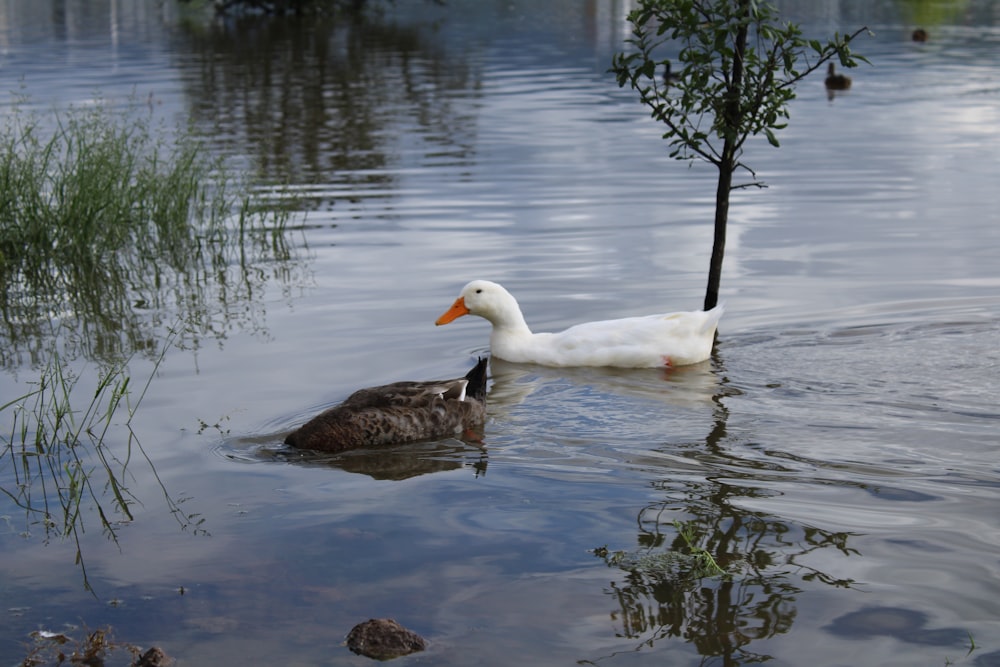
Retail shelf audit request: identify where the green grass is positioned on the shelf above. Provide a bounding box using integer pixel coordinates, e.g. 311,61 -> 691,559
1,339 -> 206,591
593,519 -> 729,582
0,95 -> 297,367
0,95 -> 283,587
0,360 -> 199,594
672,518 -> 727,578
1,98 -> 212,275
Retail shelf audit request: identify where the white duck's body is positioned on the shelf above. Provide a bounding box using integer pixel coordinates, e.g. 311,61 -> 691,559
436,280 -> 723,368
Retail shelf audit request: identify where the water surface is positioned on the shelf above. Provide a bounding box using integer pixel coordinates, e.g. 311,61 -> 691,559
1,1 -> 999,665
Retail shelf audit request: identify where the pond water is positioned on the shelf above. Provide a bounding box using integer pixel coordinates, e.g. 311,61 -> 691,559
2,0 -> 999,665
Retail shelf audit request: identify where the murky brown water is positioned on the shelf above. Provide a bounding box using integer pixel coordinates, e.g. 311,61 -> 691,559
2,1 -> 999,665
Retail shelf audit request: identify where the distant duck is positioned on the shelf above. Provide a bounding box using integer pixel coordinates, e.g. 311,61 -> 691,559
912,28 -> 928,42
663,62 -> 682,86
435,280 -> 723,368
825,62 -> 852,90
284,357 -> 488,452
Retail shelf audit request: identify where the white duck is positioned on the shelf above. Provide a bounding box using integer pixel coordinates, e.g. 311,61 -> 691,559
435,280 -> 723,368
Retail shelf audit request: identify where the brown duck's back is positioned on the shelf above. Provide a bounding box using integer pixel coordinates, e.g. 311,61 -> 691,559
284,399 -> 485,452
284,357 -> 489,453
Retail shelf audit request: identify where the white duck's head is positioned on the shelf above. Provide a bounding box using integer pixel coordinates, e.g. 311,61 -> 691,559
435,280 -> 529,331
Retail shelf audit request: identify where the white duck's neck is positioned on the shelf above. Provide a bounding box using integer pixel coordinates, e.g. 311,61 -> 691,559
489,307 -> 534,362
492,311 -> 532,337
488,297 -> 533,337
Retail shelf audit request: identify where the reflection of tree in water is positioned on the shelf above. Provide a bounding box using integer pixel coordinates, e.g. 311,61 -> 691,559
593,371 -> 859,665
173,10 -> 479,205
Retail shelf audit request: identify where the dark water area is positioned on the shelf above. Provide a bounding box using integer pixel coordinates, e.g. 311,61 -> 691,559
1,1 -> 999,665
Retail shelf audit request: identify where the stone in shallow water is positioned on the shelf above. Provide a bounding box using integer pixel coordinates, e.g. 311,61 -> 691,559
345,618 -> 427,660
134,646 -> 172,667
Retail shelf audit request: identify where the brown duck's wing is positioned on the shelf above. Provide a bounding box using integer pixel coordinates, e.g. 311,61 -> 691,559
285,358 -> 490,453
340,357 -> 488,409
285,398 -> 485,453
341,378 -> 470,409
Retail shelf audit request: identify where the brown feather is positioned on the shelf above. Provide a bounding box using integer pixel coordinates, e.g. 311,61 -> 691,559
285,357 -> 488,453
825,62 -> 852,91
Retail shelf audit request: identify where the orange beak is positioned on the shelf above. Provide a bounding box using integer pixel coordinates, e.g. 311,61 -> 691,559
436,297 -> 470,325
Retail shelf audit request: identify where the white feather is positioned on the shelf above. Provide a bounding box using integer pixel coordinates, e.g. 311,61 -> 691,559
436,280 -> 724,368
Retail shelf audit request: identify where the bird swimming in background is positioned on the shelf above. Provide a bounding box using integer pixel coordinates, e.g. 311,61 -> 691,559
663,62 -> 682,86
435,280 -> 724,368
284,357 -> 488,453
825,62 -> 852,91
912,28 -> 928,42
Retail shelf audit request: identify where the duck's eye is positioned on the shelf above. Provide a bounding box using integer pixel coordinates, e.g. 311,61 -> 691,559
475,289 -> 482,294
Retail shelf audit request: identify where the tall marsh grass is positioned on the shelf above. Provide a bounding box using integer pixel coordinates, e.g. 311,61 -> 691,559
0,97 -> 290,586
1,343 -> 206,591
0,96 -> 299,367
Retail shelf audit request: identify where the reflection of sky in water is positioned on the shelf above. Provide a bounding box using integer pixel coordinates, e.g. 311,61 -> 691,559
825,606 -> 968,645
1,2 -> 999,665
4,1 -> 996,331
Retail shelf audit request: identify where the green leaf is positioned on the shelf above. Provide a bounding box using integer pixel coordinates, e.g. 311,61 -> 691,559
612,0 -> 868,251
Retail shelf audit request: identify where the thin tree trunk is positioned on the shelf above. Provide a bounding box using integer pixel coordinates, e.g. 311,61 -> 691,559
704,165 -> 731,311
703,0 -> 751,312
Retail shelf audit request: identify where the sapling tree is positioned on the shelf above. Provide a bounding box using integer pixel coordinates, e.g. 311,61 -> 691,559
611,0 -> 869,310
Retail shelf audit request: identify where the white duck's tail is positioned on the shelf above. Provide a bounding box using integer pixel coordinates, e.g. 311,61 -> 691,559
700,302 -> 725,334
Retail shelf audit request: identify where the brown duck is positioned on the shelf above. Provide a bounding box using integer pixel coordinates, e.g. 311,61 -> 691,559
825,62 -> 852,91
284,357 -> 488,452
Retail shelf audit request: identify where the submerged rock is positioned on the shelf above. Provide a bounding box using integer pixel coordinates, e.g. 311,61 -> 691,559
345,618 -> 426,660
134,646 -> 172,667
